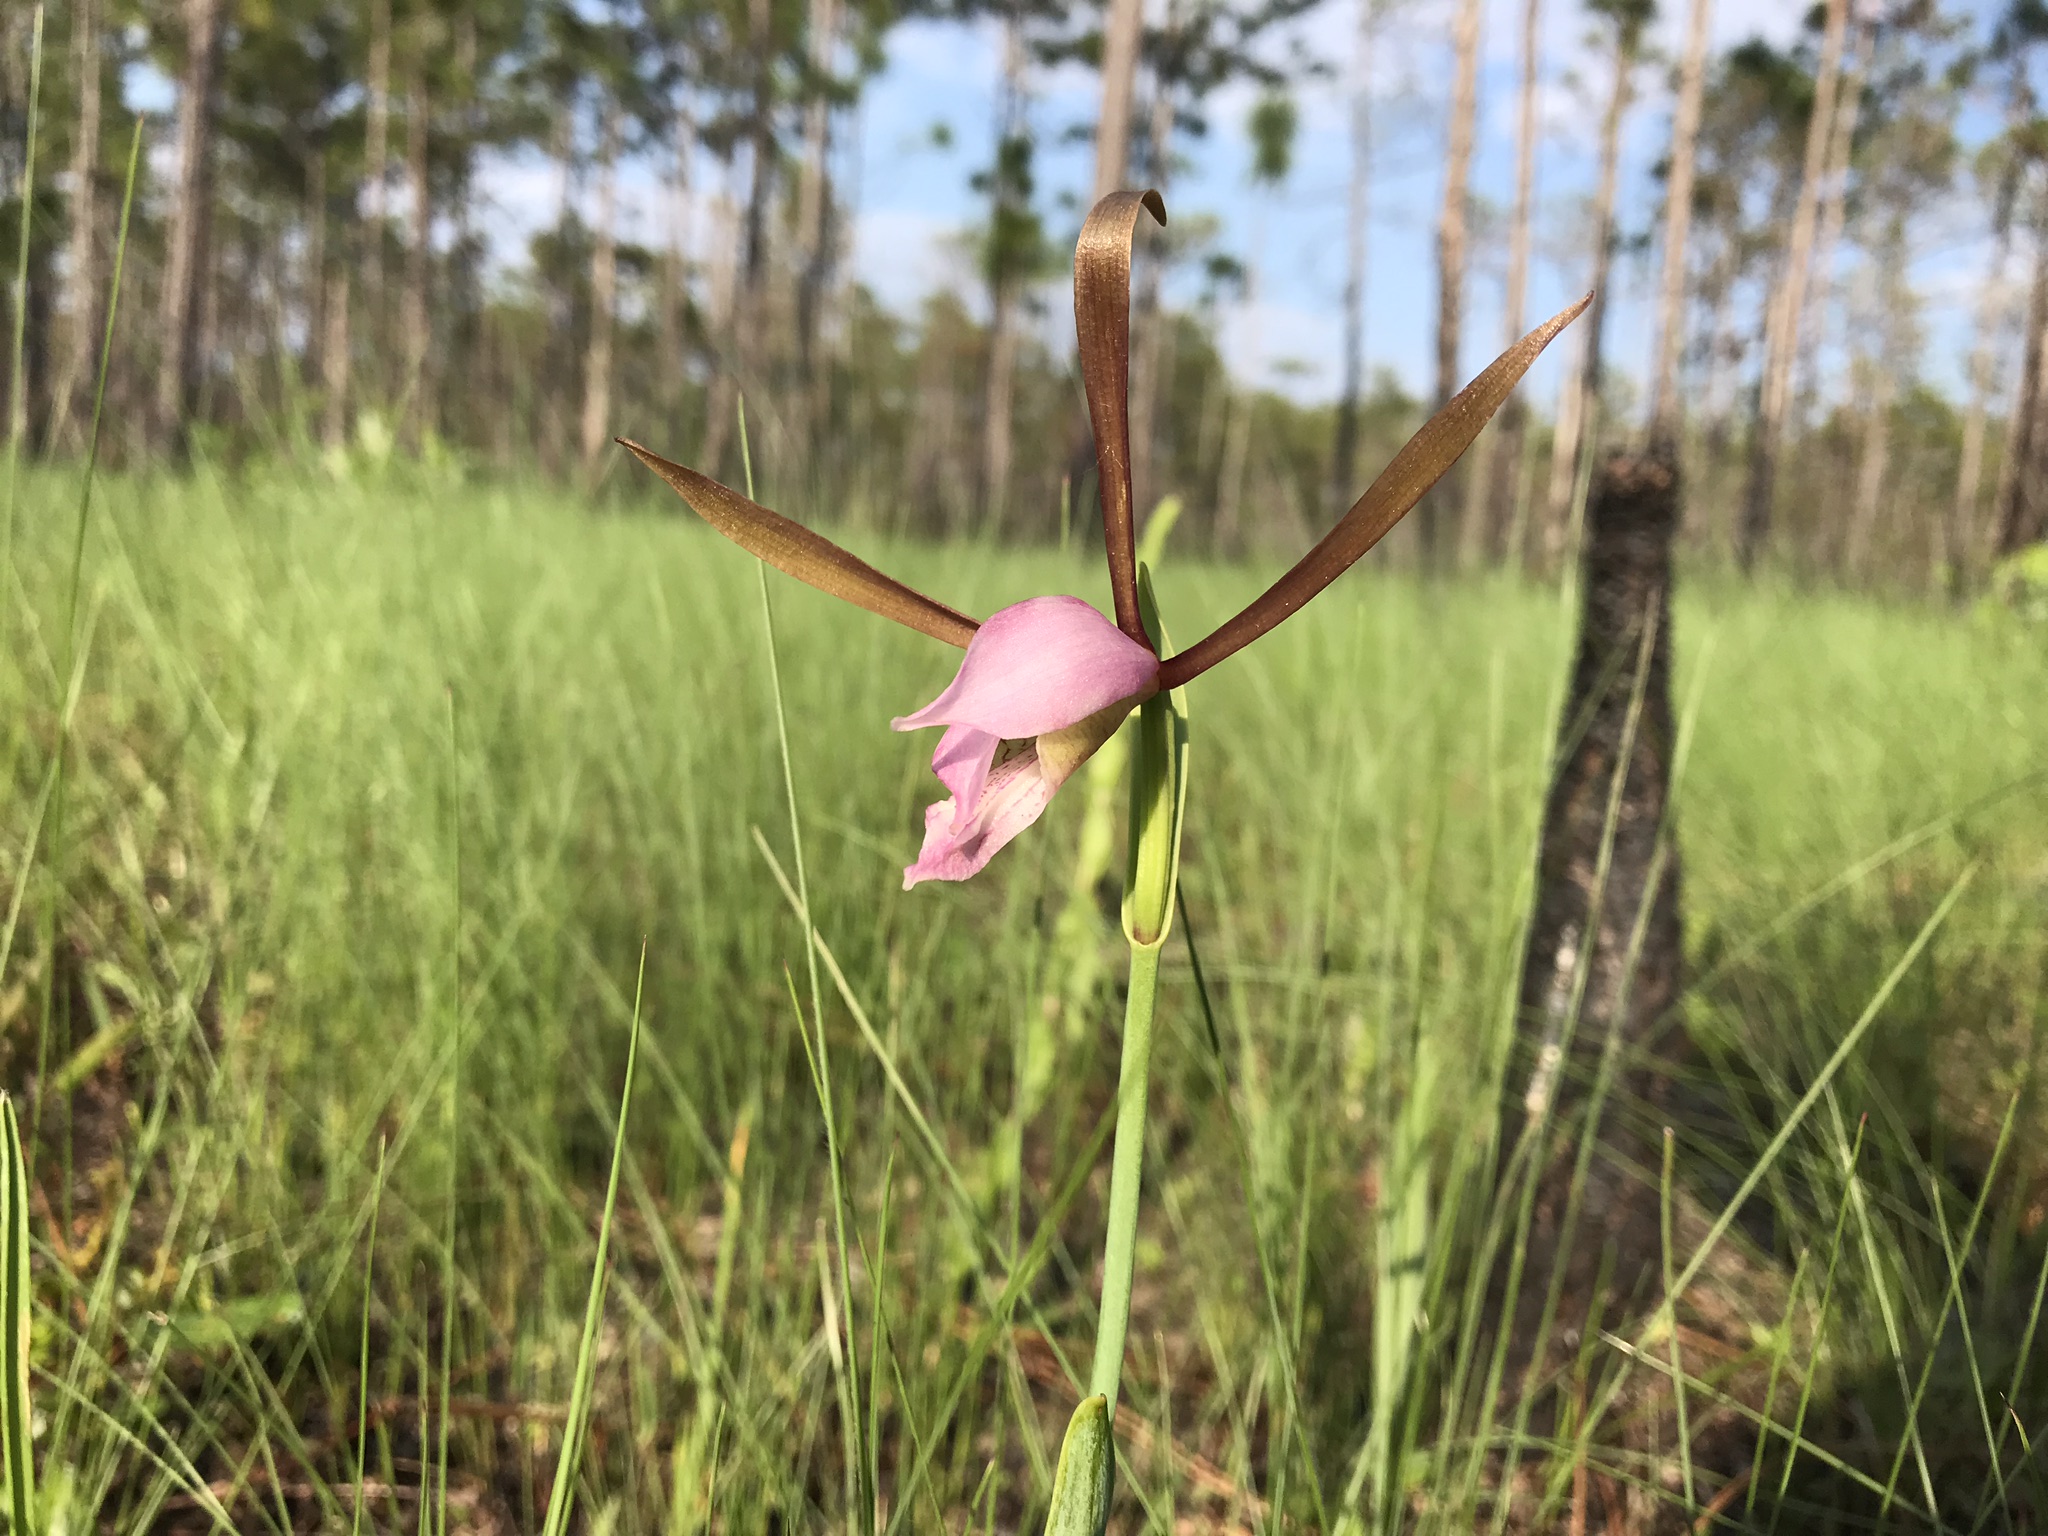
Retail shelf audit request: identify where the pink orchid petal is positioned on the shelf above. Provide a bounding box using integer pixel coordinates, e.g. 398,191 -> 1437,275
930,723 -> 1001,832
890,596 -> 1158,740
903,753 -> 1056,889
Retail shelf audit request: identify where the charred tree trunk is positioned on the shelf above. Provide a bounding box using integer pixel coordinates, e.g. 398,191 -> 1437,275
156,0 -> 228,451
1509,442 -> 1685,1354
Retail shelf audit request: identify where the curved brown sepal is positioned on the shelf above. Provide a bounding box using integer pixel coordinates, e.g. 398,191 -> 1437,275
1158,293 -> 1592,689
1075,188 -> 1167,650
618,439 -> 980,649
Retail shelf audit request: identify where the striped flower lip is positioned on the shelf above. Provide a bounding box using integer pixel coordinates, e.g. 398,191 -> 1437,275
621,191 -> 1585,886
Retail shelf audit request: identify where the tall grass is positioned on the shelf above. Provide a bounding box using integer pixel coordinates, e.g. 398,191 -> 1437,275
1,457 -> 2045,1530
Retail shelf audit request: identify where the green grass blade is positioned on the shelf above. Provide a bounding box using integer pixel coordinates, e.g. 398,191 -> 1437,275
538,944 -> 647,1536
1659,863 -> 1975,1309
352,1139 -> 386,1536
3,1094 -> 34,1535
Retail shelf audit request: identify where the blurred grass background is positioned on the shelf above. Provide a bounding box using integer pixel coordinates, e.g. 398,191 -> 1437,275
3,457 -> 2046,1530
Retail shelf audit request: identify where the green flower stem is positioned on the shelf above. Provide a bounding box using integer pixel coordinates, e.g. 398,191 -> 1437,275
1090,934 -> 1161,1412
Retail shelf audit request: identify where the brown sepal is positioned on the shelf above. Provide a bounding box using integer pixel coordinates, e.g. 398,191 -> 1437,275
618,439 -> 980,648
1158,294 -> 1592,689
1074,188 -> 1167,649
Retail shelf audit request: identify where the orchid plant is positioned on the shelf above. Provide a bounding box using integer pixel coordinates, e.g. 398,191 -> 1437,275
623,189 -> 1584,1532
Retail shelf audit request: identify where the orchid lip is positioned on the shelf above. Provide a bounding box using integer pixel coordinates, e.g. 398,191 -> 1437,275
895,595 -> 1159,886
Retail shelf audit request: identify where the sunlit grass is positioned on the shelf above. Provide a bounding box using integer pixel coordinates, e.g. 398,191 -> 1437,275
1,457 -> 2045,1530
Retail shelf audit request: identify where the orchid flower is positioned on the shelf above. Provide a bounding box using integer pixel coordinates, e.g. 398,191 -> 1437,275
621,190 -> 1585,892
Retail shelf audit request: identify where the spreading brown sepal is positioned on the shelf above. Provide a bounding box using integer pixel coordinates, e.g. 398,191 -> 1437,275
618,438 -> 980,649
1158,293 -> 1592,689
1074,188 -> 1168,650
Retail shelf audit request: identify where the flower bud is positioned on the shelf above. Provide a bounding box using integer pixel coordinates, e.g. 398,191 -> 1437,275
1041,1394 -> 1113,1536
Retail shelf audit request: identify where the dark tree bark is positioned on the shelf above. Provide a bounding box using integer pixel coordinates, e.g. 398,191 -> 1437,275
1508,444 -> 1685,1350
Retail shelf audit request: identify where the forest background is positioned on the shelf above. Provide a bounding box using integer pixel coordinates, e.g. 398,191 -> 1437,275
7,0 -> 2048,580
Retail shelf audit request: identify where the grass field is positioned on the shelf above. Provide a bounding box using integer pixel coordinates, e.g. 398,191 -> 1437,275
3,457 -> 2047,1532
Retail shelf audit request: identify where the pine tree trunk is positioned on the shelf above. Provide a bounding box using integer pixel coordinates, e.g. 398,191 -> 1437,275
1996,226 -> 2048,560
1648,0 -> 1711,439
1419,0 -> 1481,565
1328,0 -> 1376,518
1737,0 -> 1849,572
1793,17 -> 1868,434
713,0 -> 777,478
1540,19 -> 1633,569
399,60 -> 432,451
794,0 -> 839,386
702,182 -> 742,478
52,0 -> 101,450
322,260 -> 352,450
980,14 -> 1030,531
1218,213 -> 1266,552
1466,0 -> 1541,565
156,0 -> 228,450
580,104 -> 621,478
305,150 -> 328,397
364,0 -> 391,386
1092,0 -> 1144,204
1846,364 -> 1893,582
982,282 -> 1019,529
1127,5 -> 1178,520
442,8 -> 479,447
660,109 -> 694,441
1952,191 -> 2021,590
1216,386 -> 1253,555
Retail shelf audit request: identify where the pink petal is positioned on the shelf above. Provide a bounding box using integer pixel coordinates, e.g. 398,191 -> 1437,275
890,596 -> 1158,741
903,753 -> 1056,889
930,723 -> 1001,832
